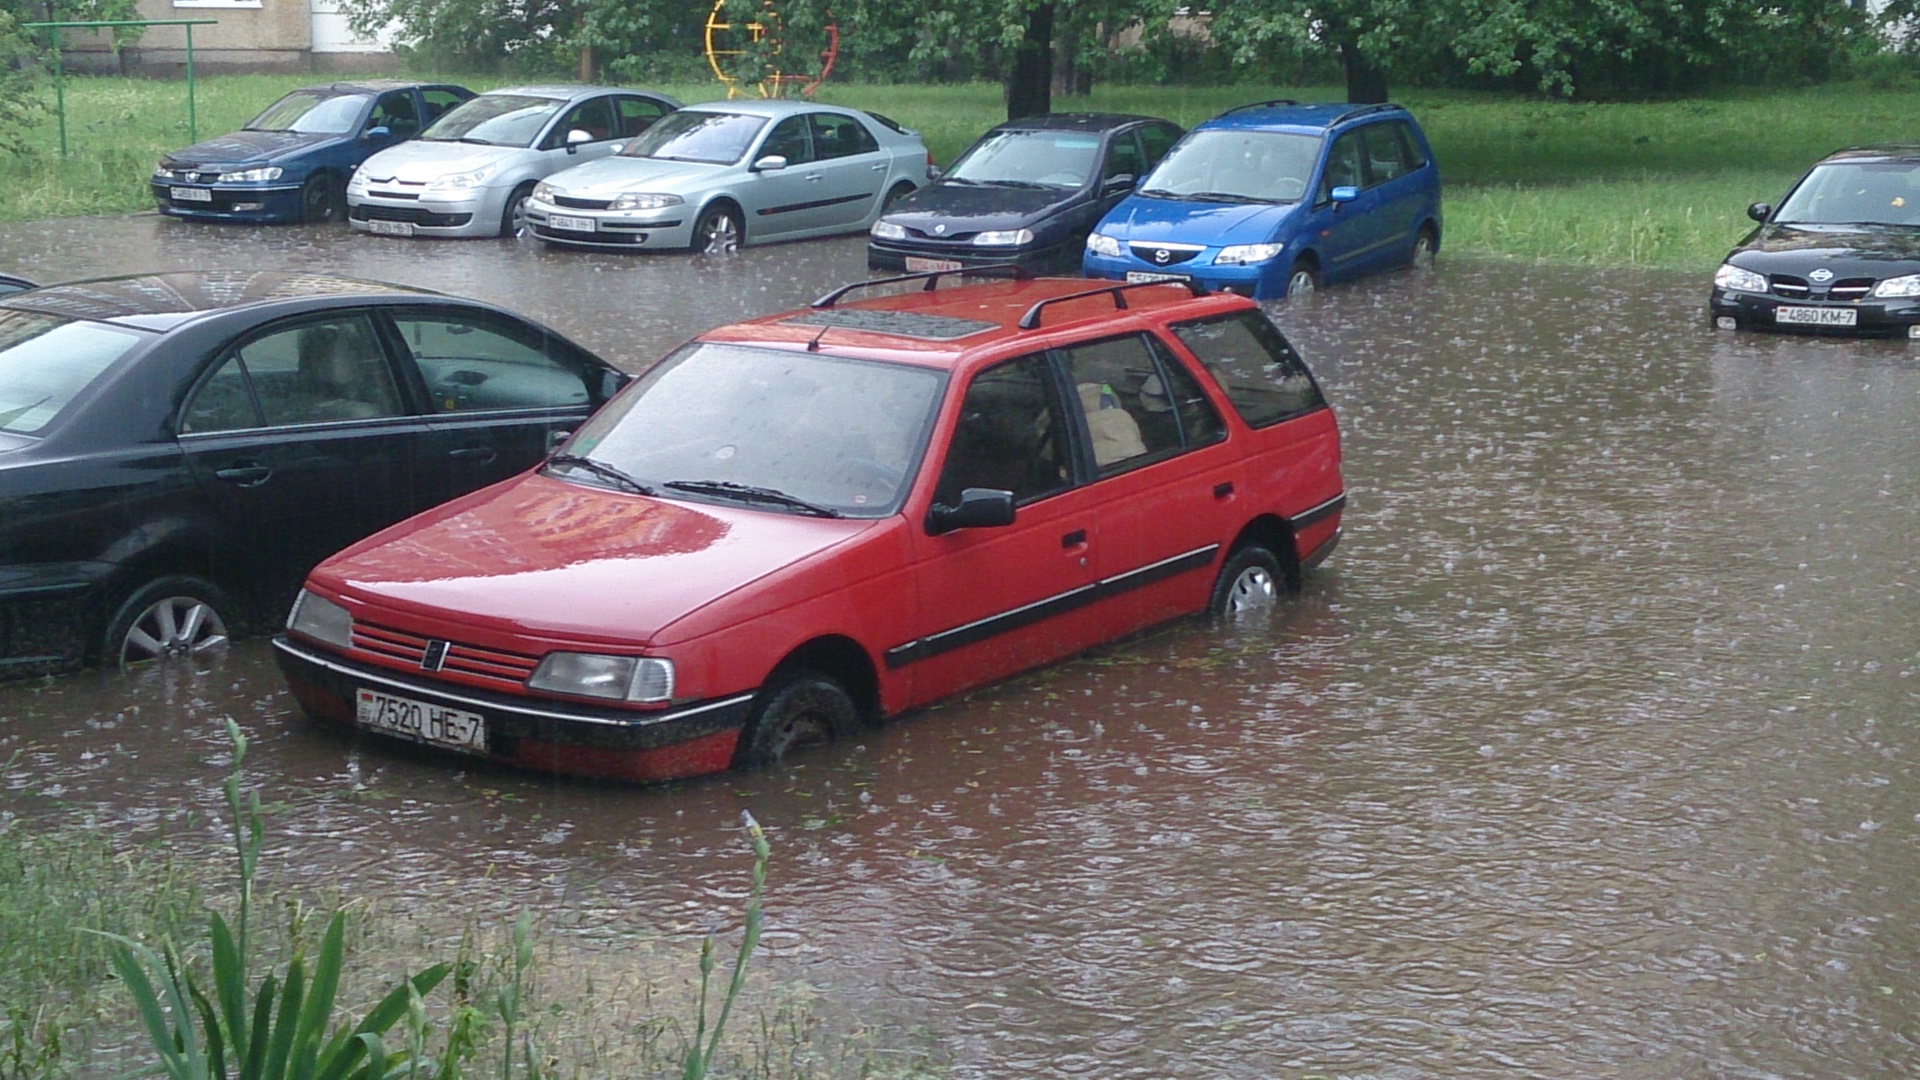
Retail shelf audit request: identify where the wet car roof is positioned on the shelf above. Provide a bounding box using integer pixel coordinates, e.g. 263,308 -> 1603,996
701,275 -> 1241,368
0,271 -> 439,330
1820,145 -> 1920,165
997,113 -> 1158,133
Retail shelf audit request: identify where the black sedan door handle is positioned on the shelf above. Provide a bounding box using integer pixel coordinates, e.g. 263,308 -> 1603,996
214,464 -> 272,486
448,446 -> 499,464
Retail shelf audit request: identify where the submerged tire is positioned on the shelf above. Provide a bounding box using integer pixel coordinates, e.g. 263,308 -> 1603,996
301,173 -> 342,224
104,575 -> 233,668
737,670 -> 857,768
1208,544 -> 1283,622
691,203 -> 743,255
500,182 -> 535,238
1285,261 -> 1319,301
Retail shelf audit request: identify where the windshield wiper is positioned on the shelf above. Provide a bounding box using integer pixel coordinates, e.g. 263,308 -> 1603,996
1182,190 -> 1262,203
455,136 -> 496,145
1137,187 -> 1182,198
663,479 -> 842,518
546,453 -> 655,495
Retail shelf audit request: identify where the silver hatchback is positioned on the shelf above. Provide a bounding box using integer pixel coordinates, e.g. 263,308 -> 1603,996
525,99 -> 931,254
347,85 -> 681,239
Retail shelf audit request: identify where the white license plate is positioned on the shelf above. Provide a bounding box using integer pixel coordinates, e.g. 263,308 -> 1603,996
1126,271 -> 1189,284
355,688 -> 486,753
905,256 -> 962,272
548,214 -> 596,233
1775,306 -> 1857,326
368,219 -> 414,237
171,186 -> 212,203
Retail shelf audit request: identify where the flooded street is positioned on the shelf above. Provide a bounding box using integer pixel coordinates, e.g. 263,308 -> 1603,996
6,215 -> 1920,1076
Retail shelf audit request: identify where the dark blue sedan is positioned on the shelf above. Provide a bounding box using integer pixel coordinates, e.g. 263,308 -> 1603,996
151,81 -> 473,224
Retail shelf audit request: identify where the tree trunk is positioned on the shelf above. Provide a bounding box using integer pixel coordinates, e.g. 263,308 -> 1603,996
1006,2 -> 1054,121
577,44 -> 597,82
1340,41 -> 1389,104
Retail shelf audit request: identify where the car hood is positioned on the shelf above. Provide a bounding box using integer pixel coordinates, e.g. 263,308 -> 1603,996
316,474 -> 882,646
163,129 -> 338,168
1097,196 -> 1298,244
357,140 -> 522,182
887,181 -> 1081,232
542,156 -> 719,198
1726,223 -> 1920,276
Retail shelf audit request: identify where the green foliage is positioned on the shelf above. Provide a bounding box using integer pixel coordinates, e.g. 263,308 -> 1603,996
681,811 -> 772,1080
0,799 -> 201,1080
94,720 -> 452,1080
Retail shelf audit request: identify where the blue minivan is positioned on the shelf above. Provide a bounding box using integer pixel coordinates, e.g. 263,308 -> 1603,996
1082,101 -> 1441,300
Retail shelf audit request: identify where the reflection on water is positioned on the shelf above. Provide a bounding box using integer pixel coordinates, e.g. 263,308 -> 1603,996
6,217 -> 1920,1075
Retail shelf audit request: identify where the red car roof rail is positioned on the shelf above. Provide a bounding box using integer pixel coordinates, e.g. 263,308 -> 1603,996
1016,279 -> 1210,330
810,263 -> 1030,308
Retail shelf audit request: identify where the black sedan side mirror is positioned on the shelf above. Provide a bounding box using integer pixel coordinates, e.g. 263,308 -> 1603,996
1102,174 -> 1136,196
364,125 -> 392,141
925,488 -> 1015,536
1747,202 -> 1772,223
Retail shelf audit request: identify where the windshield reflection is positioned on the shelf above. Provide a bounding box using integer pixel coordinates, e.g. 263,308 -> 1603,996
561,343 -> 945,517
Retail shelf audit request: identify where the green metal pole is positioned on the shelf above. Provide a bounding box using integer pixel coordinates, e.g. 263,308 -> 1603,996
50,26 -> 67,159
185,23 -> 196,142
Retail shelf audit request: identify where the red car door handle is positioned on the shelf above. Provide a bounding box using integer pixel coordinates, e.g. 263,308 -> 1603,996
1061,529 -> 1087,548
214,464 -> 271,486
1214,481 -> 1234,499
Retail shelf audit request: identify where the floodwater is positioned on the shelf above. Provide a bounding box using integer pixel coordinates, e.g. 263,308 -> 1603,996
6,215 -> 1920,1076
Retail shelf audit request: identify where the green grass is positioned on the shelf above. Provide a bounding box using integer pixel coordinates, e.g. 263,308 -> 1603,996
9,73 -> 1920,269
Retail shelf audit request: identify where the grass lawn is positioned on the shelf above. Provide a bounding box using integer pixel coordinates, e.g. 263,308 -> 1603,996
8,73 -> 1920,270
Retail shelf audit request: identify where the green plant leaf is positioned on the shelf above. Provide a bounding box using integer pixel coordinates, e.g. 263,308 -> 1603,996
264,951 -> 307,1080
208,910 -> 252,1070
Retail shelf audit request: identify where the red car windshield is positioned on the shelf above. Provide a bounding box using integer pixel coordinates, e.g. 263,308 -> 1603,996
559,343 -> 945,518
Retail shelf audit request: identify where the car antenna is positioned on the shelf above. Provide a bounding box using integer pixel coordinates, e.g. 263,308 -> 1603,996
805,321 -> 830,352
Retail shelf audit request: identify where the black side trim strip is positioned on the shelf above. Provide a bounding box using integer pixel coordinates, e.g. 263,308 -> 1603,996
1290,492 -> 1346,530
755,193 -> 869,218
884,544 -> 1218,670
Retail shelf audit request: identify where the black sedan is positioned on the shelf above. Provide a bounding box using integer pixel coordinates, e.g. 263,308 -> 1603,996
868,113 -> 1183,275
152,80 -> 473,224
0,271 -> 626,676
1709,145 -> 1920,338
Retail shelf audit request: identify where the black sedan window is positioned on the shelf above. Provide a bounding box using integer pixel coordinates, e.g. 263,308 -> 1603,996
193,315 -> 404,428
949,131 -> 1100,188
246,91 -> 369,135
0,311 -> 143,435
1776,162 -> 1920,226
391,312 -> 592,412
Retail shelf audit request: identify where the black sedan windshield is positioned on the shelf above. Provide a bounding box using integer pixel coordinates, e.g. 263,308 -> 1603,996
245,91 -> 370,135
619,111 -> 767,165
423,94 -> 564,148
0,311 -> 144,434
948,130 -> 1101,188
561,343 -> 943,517
1775,162 -> 1920,226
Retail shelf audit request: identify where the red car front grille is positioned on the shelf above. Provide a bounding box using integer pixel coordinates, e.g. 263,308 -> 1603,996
351,622 -> 540,688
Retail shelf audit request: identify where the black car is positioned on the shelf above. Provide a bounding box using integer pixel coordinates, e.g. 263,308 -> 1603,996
0,271 -> 626,676
152,81 -> 473,225
867,113 -> 1184,274
1710,145 -> 1920,338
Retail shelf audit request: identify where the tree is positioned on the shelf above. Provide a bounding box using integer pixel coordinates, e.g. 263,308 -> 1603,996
0,8 -> 43,155
1207,0 -> 1868,102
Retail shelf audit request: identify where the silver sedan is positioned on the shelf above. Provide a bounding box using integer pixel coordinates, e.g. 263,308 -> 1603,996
347,85 -> 681,239
524,99 -> 931,254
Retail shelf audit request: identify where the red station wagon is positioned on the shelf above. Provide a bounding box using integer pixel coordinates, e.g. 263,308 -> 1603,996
273,271 -> 1345,781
